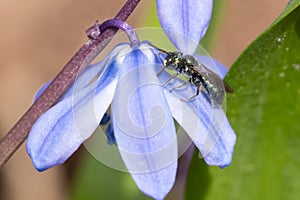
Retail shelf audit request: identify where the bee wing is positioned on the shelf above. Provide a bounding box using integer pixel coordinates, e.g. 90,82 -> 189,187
190,64 -> 225,89
224,81 -> 234,93
190,63 -> 227,107
195,60 -> 235,93
190,62 -> 234,93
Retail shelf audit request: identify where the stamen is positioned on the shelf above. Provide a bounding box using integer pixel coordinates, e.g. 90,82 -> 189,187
86,19 -> 140,46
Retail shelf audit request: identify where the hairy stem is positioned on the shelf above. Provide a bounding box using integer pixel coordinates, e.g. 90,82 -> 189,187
0,0 -> 141,168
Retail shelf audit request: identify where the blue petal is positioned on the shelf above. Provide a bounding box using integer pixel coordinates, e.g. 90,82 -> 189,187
166,92 -> 236,166
112,43 -> 177,199
156,0 -> 213,54
33,63 -> 105,102
33,55 -> 115,102
26,57 -> 119,171
34,81 -> 51,102
155,61 -> 236,167
100,113 -> 110,125
105,122 -> 116,145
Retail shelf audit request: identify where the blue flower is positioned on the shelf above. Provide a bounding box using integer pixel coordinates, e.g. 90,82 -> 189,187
27,42 -> 177,200
27,0 -> 236,199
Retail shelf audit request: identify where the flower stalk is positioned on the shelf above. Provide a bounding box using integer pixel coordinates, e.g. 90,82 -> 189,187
0,0 -> 141,168
97,19 -> 140,46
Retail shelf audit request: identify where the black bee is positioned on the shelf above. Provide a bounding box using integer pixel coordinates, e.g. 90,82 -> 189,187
149,44 -> 233,107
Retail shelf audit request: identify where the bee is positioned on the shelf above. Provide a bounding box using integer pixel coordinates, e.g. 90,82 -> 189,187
149,44 -> 233,107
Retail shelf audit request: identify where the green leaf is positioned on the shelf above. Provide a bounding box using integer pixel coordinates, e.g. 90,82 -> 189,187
69,151 -> 148,200
184,149 -> 211,200
273,0 -> 300,24
185,3 -> 300,200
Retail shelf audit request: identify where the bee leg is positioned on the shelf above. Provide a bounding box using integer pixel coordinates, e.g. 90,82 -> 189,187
156,52 -> 166,76
169,81 -> 189,92
162,73 -> 180,86
158,52 -> 164,59
199,85 -> 207,93
179,85 -> 201,102
156,66 -> 166,76
179,94 -> 197,102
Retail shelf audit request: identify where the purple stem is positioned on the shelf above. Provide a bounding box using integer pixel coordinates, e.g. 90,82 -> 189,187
100,19 -> 140,46
167,144 -> 195,199
0,0 -> 141,168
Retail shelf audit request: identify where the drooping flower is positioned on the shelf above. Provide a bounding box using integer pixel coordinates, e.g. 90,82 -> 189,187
26,0 -> 236,199
27,41 -> 178,200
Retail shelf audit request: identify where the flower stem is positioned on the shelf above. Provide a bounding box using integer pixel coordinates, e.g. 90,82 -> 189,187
100,19 -> 140,46
0,0 -> 141,168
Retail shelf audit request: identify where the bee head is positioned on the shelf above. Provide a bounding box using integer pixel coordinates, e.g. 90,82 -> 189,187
164,52 -> 183,70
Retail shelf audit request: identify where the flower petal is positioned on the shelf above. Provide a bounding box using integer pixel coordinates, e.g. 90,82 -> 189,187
112,43 -> 177,199
33,63 -> 105,102
156,0 -> 213,54
33,48 -> 123,102
33,81 -> 51,102
105,122 -> 116,145
156,64 -> 236,167
26,58 -> 119,171
100,113 -> 110,125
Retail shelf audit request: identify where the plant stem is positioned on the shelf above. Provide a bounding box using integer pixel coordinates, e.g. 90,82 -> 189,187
99,19 -> 140,46
0,0 -> 141,168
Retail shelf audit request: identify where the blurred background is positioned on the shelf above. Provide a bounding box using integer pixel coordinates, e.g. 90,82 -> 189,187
0,0 -> 289,199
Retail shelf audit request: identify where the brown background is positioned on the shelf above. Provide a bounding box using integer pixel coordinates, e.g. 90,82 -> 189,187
0,0 -> 288,199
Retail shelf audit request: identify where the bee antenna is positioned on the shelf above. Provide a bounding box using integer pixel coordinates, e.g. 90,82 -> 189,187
147,42 -> 168,54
